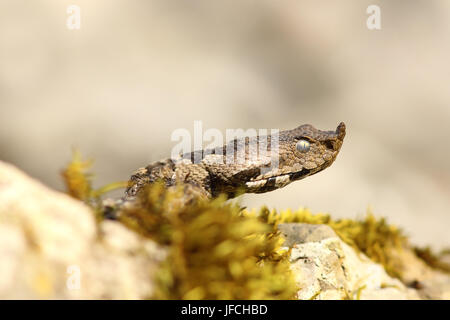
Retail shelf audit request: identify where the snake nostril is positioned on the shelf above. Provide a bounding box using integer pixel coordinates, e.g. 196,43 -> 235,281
324,140 -> 335,150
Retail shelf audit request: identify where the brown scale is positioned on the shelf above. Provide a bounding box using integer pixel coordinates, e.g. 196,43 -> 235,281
125,122 -> 346,203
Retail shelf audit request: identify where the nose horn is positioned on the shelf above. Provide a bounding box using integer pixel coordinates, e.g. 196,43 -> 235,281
336,122 -> 346,140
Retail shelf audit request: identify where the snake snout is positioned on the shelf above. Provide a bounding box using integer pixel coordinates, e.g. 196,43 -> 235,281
336,122 -> 346,140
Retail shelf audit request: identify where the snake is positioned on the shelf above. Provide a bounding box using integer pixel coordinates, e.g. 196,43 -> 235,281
123,122 -> 346,205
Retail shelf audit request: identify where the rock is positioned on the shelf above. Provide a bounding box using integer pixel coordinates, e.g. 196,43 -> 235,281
1,161 -> 449,300
392,247 -> 450,299
279,223 -> 421,299
278,223 -> 337,246
0,161 -> 164,299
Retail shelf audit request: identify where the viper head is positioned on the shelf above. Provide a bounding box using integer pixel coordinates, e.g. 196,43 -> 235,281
243,122 -> 346,193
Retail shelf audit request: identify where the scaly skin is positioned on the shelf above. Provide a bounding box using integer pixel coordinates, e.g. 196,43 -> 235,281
124,122 -> 346,203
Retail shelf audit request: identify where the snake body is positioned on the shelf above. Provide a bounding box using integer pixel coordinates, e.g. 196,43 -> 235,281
124,122 -> 346,203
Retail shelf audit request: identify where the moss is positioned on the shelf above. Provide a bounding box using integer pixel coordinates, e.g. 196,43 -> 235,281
61,150 -> 127,221
308,290 -> 321,300
120,183 -> 298,300
244,206 -> 408,278
340,285 -> 366,300
61,149 -> 94,202
414,247 -> 450,273
245,206 -> 450,278
60,152 -> 450,299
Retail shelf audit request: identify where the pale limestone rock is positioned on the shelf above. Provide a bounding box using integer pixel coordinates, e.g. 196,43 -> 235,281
393,247 -> 450,299
278,223 -> 336,246
0,161 -> 164,299
1,161 -> 448,300
279,223 -> 421,300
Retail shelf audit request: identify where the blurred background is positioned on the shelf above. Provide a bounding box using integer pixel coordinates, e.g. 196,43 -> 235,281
0,0 -> 449,248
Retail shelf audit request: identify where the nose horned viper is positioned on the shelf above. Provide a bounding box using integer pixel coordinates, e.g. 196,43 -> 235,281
124,122 -> 346,204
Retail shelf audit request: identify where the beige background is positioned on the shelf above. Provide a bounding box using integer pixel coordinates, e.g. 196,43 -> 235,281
0,1 -> 449,248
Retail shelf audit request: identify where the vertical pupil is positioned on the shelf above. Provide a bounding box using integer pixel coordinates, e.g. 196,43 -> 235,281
296,140 -> 310,152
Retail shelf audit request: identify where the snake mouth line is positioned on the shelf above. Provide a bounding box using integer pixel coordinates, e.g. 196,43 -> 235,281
245,168 -> 312,189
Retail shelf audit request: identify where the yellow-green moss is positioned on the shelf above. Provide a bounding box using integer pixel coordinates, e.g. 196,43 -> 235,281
414,247 -> 450,273
120,183 -> 298,300
60,152 -> 449,299
61,149 -> 95,202
61,150 -> 127,221
244,206 -> 408,278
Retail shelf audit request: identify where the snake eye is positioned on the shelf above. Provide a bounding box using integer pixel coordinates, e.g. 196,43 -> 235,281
296,139 -> 310,153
